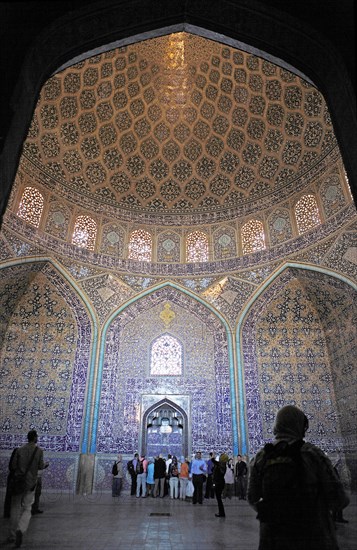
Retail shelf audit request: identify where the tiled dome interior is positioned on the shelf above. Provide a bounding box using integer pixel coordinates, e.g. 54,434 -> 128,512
23,32 -> 335,222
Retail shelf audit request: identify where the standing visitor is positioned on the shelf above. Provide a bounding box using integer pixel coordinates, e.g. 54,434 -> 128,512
235,454 -> 248,500
190,451 -> 207,505
127,452 -> 139,496
223,457 -> 235,499
8,430 -> 46,548
146,458 -> 155,497
248,405 -> 349,550
168,456 -> 179,499
154,454 -> 166,497
204,452 -> 216,499
179,457 -> 190,500
136,454 -> 148,497
213,453 -> 228,518
111,454 -> 123,497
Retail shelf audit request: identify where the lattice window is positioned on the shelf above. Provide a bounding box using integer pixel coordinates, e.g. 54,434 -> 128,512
72,215 -> 97,250
186,231 -> 209,262
17,186 -> 44,227
294,194 -> 321,234
128,229 -> 152,261
150,334 -> 182,376
241,219 -> 266,254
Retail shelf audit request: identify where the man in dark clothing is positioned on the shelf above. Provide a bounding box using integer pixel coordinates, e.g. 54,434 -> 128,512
127,452 -> 139,496
154,455 -> 166,497
213,453 -> 229,517
204,452 -> 216,499
235,454 -> 248,500
8,430 -> 45,548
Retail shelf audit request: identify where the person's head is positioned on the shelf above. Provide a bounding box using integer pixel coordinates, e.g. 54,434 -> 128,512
167,454 -> 172,459
237,454 -> 242,462
219,453 -> 229,463
273,405 -> 309,442
172,455 -> 177,463
209,451 -> 216,459
195,451 -> 202,459
134,452 -> 139,458
27,430 -> 38,443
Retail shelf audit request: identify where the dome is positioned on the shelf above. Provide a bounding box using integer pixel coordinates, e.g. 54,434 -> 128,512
21,32 -> 336,228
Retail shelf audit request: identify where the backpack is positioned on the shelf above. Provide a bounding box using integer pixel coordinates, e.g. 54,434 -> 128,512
136,459 -> 144,474
256,439 -> 310,527
112,461 -> 118,476
127,460 -> 134,474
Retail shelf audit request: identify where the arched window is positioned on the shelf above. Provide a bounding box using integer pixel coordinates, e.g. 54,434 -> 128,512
150,334 -> 182,376
186,231 -> 209,262
128,229 -> 152,261
241,219 -> 266,255
72,215 -> 97,250
17,186 -> 44,227
294,194 -> 321,234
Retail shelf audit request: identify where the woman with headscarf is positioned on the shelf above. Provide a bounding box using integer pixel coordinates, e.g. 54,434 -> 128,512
248,405 -> 349,550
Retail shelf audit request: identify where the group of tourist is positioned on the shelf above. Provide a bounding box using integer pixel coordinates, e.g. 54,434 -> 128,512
111,449 -> 249,518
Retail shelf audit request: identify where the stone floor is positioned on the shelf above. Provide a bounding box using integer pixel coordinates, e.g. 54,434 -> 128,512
0,490 -> 356,549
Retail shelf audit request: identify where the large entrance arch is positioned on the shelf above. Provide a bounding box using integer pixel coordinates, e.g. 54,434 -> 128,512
236,263 -> 357,482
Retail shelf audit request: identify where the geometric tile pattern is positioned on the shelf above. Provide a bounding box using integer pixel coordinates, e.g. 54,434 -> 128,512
96,286 -> 232,455
0,262 -> 92,453
242,267 -> 356,457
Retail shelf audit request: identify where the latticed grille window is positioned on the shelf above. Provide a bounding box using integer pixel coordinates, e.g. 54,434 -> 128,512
17,186 -> 44,227
151,334 -> 182,375
186,231 -> 209,262
72,215 -> 97,250
128,229 -> 152,261
241,219 -> 266,254
294,194 -> 321,234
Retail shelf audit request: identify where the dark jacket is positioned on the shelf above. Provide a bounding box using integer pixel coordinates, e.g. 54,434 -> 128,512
154,457 -> 166,479
13,442 -> 44,491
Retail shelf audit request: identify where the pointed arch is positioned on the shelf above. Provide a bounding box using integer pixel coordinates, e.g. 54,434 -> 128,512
72,214 -> 97,250
91,281 -> 237,454
235,261 -> 357,455
294,194 -> 321,234
0,257 -> 99,453
17,186 -> 44,227
186,230 -> 209,262
150,332 -> 183,376
128,229 -> 152,261
142,397 -> 189,457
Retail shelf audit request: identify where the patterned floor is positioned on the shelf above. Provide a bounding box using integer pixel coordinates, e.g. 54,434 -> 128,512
1,491 -> 356,549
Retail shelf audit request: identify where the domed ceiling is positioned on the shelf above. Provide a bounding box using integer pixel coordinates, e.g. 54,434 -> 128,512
23,32 -> 336,222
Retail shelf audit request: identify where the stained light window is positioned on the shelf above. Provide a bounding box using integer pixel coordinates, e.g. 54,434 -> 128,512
72,215 -> 97,250
241,219 -> 266,254
128,229 -> 152,261
17,186 -> 44,227
151,334 -> 182,375
186,231 -> 209,262
294,194 -> 321,234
